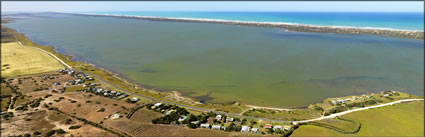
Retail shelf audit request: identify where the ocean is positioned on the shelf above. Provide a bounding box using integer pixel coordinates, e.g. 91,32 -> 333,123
80,11 -> 425,31
3,12 -> 424,107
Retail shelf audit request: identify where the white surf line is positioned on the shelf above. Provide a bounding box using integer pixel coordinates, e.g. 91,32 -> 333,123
292,98 -> 424,124
63,12 -> 423,32
15,40 -> 72,69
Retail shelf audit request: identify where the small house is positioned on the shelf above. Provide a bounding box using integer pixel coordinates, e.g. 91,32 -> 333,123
212,125 -> 221,130
250,128 -> 259,133
216,115 -> 222,120
166,110 -> 175,115
86,77 -> 94,80
200,124 -> 210,128
132,97 -> 140,102
110,113 -> 121,119
274,125 -> 283,131
264,124 -> 273,129
241,126 -> 250,132
226,117 -> 234,122
178,116 -> 187,122
191,121 -> 200,125
283,125 -> 292,131
154,103 -> 162,107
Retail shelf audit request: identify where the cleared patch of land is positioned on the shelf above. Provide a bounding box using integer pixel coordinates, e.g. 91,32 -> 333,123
1,42 -> 64,77
291,101 -> 424,136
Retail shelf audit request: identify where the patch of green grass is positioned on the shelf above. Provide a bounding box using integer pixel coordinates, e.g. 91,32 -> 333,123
243,108 -> 320,121
291,101 -> 424,136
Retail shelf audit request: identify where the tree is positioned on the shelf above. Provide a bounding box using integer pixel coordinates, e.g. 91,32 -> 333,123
227,122 -> 235,131
69,125 -> 82,129
97,108 -> 105,112
46,130 -> 56,137
33,131 -> 41,135
250,120 -> 257,126
241,119 -> 247,125
187,123 -> 197,129
267,128 -> 274,134
199,115 -> 208,123
56,129 -> 66,134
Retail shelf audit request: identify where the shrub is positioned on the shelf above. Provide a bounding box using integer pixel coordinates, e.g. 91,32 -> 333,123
69,125 -> 82,130
187,123 -> 197,129
33,131 -> 41,135
56,129 -> 66,134
46,130 -> 56,137
32,131 -> 41,135
313,105 -> 324,112
97,108 -> 105,112
65,119 -> 73,124
325,106 -> 348,115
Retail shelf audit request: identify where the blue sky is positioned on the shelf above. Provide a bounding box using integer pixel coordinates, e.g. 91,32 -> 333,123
1,1 -> 424,12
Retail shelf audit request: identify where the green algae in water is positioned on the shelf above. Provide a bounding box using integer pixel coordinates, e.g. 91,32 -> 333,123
5,14 -> 424,107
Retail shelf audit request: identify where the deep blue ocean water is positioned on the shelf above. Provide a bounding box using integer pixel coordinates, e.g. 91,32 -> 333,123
81,11 -> 424,31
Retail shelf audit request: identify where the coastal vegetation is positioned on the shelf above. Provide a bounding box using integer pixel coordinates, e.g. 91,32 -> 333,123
291,101 -> 424,136
242,109 -> 320,121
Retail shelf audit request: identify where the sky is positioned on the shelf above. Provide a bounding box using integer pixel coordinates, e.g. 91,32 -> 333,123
1,1 -> 424,12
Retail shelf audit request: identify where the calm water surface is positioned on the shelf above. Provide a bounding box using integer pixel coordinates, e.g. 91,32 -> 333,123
5,14 -> 424,107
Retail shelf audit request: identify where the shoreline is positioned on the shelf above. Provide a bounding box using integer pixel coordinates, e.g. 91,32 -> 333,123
61,12 -> 424,40
2,17 -> 423,111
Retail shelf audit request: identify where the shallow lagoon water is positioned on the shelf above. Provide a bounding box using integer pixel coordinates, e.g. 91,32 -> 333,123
5,14 -> 424,107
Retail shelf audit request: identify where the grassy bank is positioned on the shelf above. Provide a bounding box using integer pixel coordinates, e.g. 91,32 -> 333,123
291,101 -> 424,136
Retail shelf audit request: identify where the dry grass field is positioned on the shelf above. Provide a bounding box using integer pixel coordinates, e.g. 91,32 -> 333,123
1,108 -> 115,137
1,42 -> 64,77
